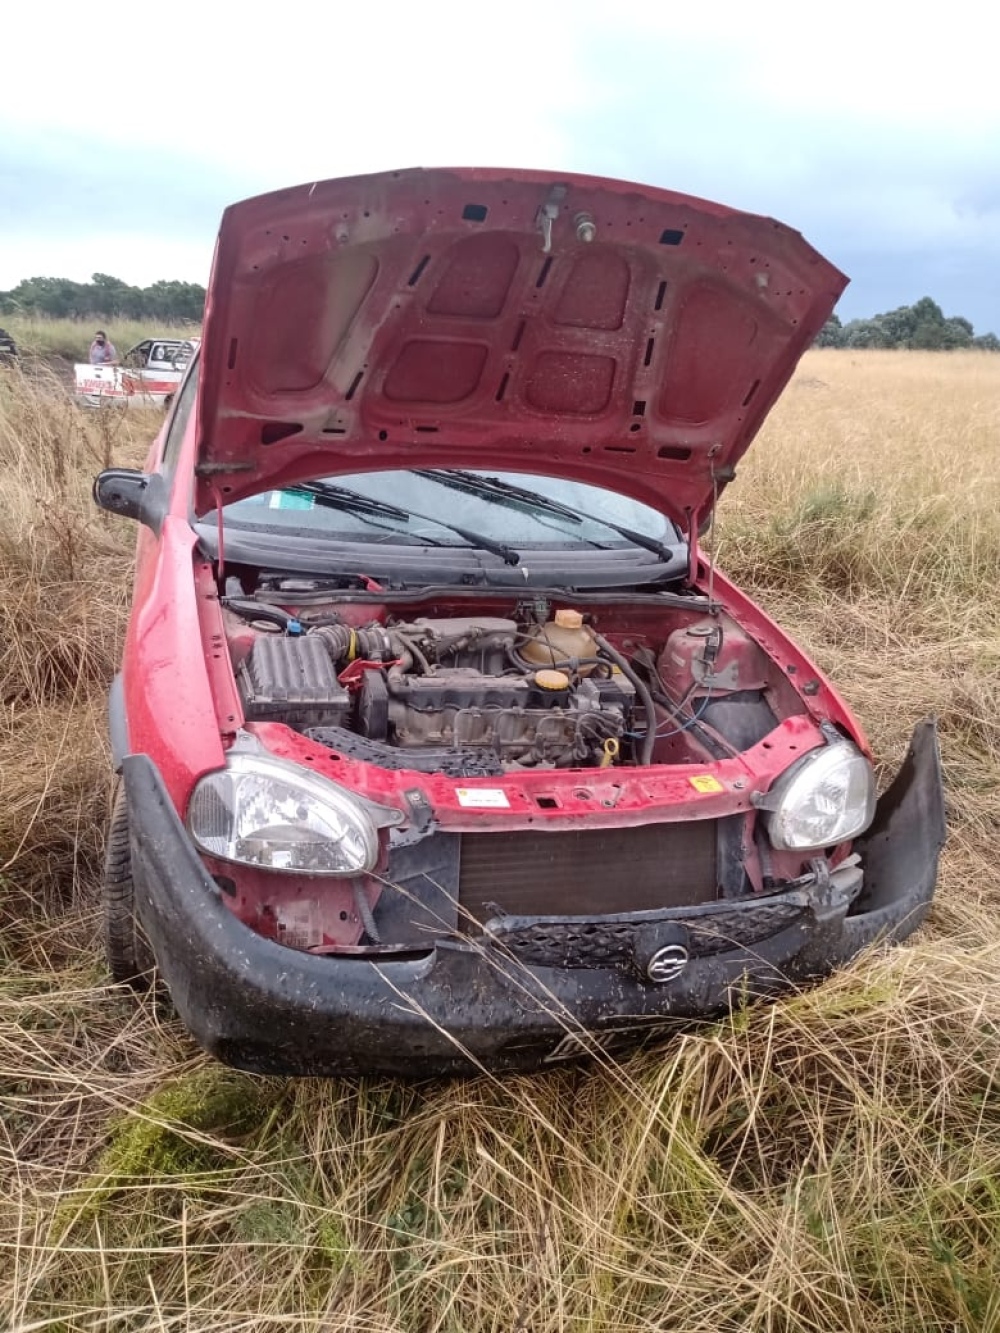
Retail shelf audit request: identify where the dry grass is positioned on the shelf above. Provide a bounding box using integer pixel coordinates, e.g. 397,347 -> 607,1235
3,317 -> 198,365
2,349 -> 1000,1331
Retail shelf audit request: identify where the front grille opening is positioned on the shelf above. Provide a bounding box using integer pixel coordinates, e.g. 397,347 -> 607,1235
458,822 -> 718,929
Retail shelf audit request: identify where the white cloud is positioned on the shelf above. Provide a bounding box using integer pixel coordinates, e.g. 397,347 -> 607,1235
4,0 -> 998,328
7,0 -> 586,181
601,0 -> 1000,129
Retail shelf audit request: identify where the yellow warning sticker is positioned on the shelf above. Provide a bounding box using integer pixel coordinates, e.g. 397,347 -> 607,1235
689,775 -> 725,793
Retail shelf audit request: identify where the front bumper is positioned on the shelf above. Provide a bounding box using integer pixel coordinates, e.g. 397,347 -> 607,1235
121,721 -> 945,1077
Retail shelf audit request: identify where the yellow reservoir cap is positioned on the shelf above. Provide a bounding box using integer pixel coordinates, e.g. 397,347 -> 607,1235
534,669 -> 571,691
554,608 -> 583,630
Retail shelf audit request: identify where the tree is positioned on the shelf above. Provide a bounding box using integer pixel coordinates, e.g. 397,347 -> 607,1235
820,298 -> 996,351
141,280 -> 205,322
875,304 -> 919,346
842,319 -> 892,349
940,316 -> 974,349
0,274 -> 205,322
5,276 -> 88,317
815,314 -> 845,348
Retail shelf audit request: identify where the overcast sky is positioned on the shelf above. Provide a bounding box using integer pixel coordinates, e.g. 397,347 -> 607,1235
4,0 -> 998,332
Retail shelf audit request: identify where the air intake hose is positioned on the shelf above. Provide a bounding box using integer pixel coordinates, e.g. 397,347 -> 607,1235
309,623 -> 393,665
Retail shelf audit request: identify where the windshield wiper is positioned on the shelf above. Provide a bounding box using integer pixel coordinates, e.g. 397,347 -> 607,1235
416,469 -> 584,523
413,469 -> 609,550
293,482 -> 521,566
290,483 -> 411,522
417,469 -> 680,563
286,484 -> 450,546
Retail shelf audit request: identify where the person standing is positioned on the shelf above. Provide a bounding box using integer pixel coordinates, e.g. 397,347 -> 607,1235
89,330 -> 117,363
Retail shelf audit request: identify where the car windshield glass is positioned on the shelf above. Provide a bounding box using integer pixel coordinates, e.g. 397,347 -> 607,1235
213,470 -> 676,550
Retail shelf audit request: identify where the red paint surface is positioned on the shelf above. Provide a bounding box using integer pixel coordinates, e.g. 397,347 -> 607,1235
196,167 -> 846,520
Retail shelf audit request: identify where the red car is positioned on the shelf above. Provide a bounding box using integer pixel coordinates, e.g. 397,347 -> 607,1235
94,168 -> 945,1076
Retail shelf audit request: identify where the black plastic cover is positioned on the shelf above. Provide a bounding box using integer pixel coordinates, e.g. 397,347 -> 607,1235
238,635 -> 351,728
306,725 -> 505,776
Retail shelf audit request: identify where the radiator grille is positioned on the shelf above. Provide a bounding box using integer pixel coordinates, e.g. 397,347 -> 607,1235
458,821 -> 718,928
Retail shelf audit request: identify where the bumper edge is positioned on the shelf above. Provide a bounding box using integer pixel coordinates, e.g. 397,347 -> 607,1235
121,720 -> 945,1077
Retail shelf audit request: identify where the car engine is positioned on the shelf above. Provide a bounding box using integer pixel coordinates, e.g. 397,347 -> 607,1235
236,614 -> 637,774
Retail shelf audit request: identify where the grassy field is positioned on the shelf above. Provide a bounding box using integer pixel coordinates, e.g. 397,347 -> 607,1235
1,316 -> 199,364
1,349 -> 999,1331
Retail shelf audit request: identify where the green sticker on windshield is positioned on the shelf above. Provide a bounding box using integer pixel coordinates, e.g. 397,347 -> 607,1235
271,490 -> 315,511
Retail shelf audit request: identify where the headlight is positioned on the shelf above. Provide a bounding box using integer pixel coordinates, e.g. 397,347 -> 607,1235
761,740 -> 876,852
188,753 -> 379,875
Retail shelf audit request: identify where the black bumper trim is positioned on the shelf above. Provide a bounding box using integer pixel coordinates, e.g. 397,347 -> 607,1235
121,720 -> 944,1077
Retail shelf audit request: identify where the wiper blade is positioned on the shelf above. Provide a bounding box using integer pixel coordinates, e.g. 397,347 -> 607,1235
289,483 -> 410,521
417,469 -> 584,523
297,481 -> 520,566
286,484 -> 451,547
418,469 -> 616,551
419,469 -> 679,563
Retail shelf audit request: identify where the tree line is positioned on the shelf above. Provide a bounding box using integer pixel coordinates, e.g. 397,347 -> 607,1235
3,276 -> 995,352
817,297 -> 999,351
0,273 -> 205,323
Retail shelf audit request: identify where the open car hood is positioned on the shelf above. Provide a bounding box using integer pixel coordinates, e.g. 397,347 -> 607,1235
196,168 -> 846,524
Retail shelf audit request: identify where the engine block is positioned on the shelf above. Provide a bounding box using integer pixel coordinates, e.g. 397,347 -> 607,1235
238,614 -> 636,770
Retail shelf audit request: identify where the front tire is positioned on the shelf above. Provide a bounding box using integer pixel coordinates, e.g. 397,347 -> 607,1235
104,786 -> 155,987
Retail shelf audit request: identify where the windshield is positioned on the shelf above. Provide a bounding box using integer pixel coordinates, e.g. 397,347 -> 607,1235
215,470 -> 676,549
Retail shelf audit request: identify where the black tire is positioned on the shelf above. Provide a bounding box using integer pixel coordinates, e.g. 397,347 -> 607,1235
104,786 -> 156,987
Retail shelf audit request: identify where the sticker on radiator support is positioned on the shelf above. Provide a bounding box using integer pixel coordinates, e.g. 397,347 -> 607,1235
274,900 -> 322,949
689,774 -> 725,793
456,787 -> 510,808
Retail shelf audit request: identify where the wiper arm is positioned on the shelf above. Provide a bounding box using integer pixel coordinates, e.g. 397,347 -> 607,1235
290,483 -> 411,521
419,469 -> 679,563
594,520 -> 678,563
442,525 -> 520,565
298,481 -> 521,566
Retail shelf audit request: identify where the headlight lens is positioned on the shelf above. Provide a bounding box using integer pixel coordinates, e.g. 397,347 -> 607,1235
188,753 -> 378,875
764,740 -> 876,851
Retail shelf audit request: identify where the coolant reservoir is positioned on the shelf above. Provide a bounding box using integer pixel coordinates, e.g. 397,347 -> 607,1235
521,609 -> 600,672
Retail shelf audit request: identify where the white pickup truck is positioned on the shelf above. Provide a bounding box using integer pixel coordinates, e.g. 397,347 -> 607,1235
75,337 -> 200,406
